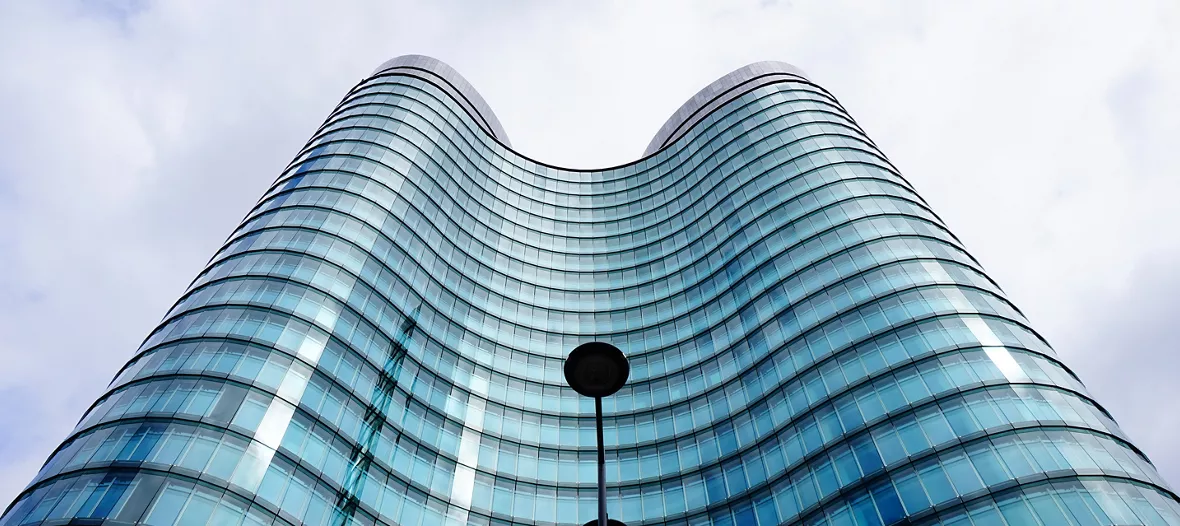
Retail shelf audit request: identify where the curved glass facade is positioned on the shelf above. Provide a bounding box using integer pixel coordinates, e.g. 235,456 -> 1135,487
3,55 -> 1178,526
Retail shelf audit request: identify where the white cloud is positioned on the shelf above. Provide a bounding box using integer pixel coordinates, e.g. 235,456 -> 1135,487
0,0 -> 1177,506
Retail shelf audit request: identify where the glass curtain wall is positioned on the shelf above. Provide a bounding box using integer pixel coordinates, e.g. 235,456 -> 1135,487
3,55 -> 1177,526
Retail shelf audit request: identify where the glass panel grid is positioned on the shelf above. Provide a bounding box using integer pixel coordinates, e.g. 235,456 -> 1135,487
3,57 -> 1175,526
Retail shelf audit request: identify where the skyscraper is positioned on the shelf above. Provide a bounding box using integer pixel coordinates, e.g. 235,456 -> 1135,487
2,53 -> 1177,525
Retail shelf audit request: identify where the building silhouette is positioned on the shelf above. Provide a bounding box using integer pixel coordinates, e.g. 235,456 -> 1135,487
3,55 -> 1178,526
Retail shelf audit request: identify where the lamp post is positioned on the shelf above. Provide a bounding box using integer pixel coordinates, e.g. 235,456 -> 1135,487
564,341 -> 630,526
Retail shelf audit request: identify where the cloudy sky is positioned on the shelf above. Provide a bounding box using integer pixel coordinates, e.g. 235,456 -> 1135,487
1,0 -> 1178,507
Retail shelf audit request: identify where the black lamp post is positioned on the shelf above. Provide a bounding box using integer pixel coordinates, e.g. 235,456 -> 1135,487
564,341 -> 630,526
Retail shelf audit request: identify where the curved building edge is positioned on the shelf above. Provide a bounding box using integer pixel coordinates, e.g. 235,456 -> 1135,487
372,54 -> 513,147
644,61 -> 809,156
372,55 -> 810,164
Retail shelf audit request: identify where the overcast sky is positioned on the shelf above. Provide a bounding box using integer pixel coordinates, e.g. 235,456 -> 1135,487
1,0 -> 1178,508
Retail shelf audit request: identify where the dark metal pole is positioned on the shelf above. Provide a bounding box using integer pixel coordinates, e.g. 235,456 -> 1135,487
565,342 -> 628,526
595,396 -> 606,526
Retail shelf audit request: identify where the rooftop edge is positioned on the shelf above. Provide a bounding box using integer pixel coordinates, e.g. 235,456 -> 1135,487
371,56 -> 809,161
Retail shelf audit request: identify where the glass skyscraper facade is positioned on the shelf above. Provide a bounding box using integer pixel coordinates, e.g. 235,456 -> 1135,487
3,54 -> 1178,526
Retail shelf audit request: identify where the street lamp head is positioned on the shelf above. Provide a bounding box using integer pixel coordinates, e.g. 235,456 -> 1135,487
581,520 -> 627,526
564,341 -> 630,399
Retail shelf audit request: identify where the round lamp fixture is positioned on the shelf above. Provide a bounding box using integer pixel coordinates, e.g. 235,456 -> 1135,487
582,520 -> 627,526
564,342 -> 629,399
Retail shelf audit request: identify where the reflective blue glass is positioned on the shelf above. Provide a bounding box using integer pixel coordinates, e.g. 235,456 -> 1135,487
3,55 -> 1178,526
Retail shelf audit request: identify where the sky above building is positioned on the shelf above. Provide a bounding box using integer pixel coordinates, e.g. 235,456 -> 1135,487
0,0 -> 1177,508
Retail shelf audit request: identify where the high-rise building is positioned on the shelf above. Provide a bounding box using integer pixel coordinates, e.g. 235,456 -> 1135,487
2,54 -> 1177,526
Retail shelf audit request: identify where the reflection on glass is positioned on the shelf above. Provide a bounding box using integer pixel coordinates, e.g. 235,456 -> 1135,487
2,56 -> 1176,526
